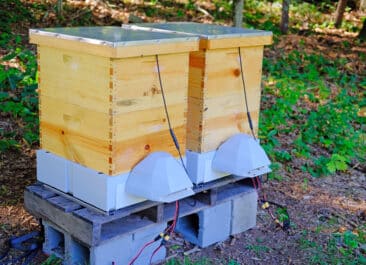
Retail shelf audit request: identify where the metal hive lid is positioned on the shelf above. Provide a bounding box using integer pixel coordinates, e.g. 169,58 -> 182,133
123,22 -> 272,40
29,26 -> 199,47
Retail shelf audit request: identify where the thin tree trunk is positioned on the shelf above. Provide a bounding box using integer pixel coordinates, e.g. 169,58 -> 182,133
334,0 -> 347,28
359,19 -> 366,40
360,0 -> 366,10
280,0 -> 290,34
56,0 -> 63,17
233,0 -> 244,28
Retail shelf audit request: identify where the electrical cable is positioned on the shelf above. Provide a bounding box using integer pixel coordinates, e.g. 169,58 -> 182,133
155,54 -> 188,176
127,239 -> 156,265
238,47 -> 256,140
128,55 -> 185,265
238,47 -> 290,231
149,244 -> 163,265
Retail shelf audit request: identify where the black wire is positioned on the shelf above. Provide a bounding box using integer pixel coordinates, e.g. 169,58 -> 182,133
238,47 -> 256,140
155,54 -> 189,175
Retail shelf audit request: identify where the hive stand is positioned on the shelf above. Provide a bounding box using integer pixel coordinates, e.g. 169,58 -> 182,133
24,177 -> 258,265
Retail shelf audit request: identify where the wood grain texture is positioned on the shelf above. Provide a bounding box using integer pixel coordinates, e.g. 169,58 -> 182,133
203,35 -> 272,50
186,46 -> 264,152
38,46 -> 190,175
39,46 -> 110,113
30,33 -> 199,58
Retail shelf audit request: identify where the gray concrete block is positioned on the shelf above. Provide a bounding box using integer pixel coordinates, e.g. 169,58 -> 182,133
42,220 -> 65,259
230,188 -> 258,235
43,219 -> 167,265
176,201 -> 232,248
90,233 -> 134,265
66,236 -> 90,265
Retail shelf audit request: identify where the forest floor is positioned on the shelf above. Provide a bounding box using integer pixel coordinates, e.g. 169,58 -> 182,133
0,1 -> 366,264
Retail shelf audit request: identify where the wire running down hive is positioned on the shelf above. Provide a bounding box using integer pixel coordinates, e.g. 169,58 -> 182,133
30,26 -> 199,176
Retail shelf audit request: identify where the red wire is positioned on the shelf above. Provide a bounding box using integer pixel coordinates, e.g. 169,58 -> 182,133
149,244 -> 163,265
165,200 -> 179,234
251,177 -> 257,190
128,239 -> 155,265
130,200 -> 179,265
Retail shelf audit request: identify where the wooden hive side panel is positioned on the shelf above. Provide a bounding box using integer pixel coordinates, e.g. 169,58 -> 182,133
40,95 -> 111,173
200,46 -> 265,152
186,51 -> 206,152
110,53 -> 189,174
37,45 -> 114,174
38,46 -> 111,113
205,35 -> 272,50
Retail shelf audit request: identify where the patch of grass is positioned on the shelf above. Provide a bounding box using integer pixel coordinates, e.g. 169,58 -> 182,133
41,254 -> 62,265
166,258 -> 239,265
260,49 -> 365,178
246,244 -> 271,257
299,226 -> 366,265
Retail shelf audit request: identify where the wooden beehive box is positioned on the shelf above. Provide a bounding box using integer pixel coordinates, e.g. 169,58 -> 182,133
124,23 -> 272,153
30,27 -> 199,175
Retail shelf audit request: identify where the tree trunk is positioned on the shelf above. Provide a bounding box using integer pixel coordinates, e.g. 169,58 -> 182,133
359,19 -> 366,40
56,0 -> 63,17
360,0 -> 366,10
280,0 -> 290,34
233,0 -> 244,28
334,0 -> 348,28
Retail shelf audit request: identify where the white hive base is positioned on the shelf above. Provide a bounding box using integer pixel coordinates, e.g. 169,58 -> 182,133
36,150 -> 146,212
186,150 -> 229,184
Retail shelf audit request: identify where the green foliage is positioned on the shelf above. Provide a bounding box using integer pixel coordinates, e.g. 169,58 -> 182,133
260,49 -> 365,178
0,0 -> 33,47
0,46 -> 38,151
246,244 -> 271,257
166,257 -> 211,265
41,254 -> 62,265
166,257 -> 240,265
299,226 -> 366,265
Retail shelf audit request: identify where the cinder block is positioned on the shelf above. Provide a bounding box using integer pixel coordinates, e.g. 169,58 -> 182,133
37,150 -> 146,211
42,220 -> 167,265
131,223 -> 167,265
65,235 -> 90,265
43,220 -> 65,259
186,150 -> 228,184
176,201 -> 232,247
230,188 -> 258,235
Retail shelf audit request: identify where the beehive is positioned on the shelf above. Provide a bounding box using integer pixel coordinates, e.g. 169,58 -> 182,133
124,23 -> 272,153
30,27 -> 199,175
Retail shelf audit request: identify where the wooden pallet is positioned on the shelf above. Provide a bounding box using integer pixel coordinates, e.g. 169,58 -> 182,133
24,176 -> 254,247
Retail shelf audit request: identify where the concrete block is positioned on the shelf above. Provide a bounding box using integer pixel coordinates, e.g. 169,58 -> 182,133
66,236 -> 90,265
36,150 -> 146,211
176,201 -> 232,247
42,220 -> 167,265
230,188 -> 258,235
131,222 -> 167,265
42,220 -> 65,259
186,150 -> 228,184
